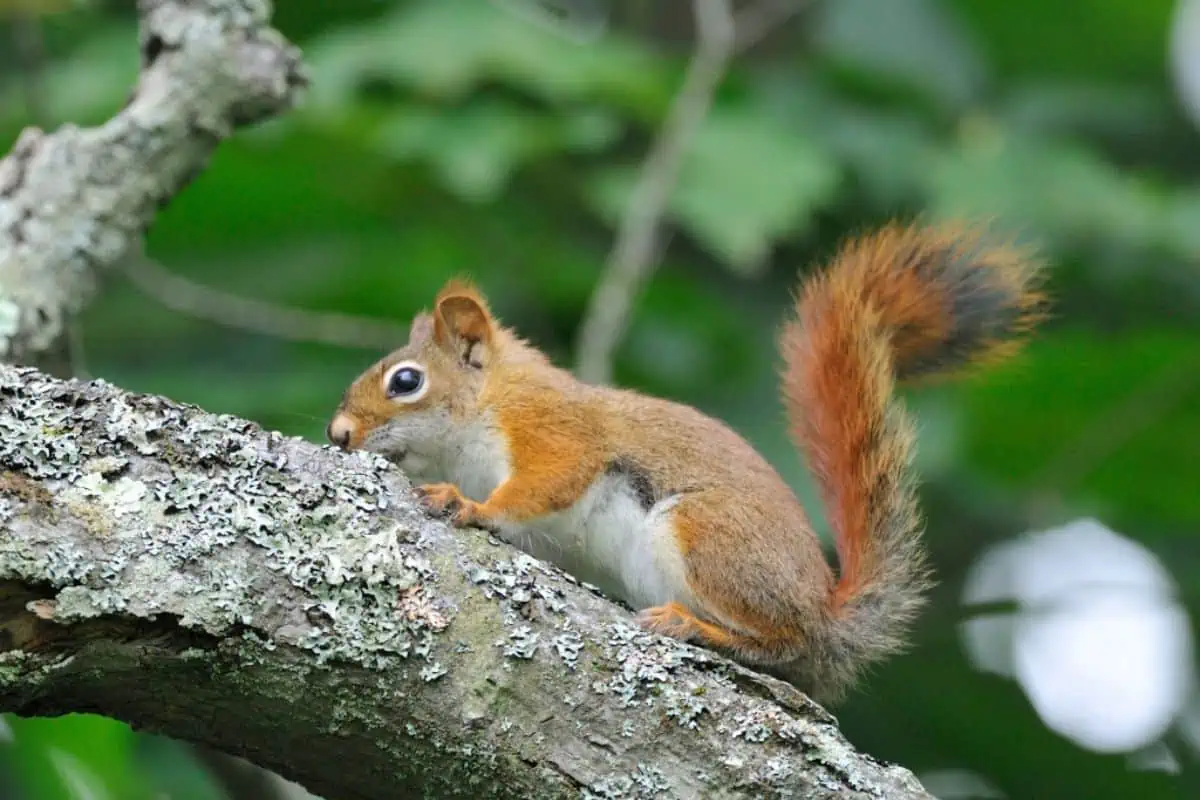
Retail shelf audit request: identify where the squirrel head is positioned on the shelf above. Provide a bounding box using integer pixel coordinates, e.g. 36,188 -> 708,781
326,279 -> 500,469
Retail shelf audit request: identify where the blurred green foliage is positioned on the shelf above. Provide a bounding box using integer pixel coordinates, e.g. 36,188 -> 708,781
2,0 -> 1199,798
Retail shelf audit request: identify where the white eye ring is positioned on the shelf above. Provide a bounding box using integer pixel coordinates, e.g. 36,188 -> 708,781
382,361 -> 429,404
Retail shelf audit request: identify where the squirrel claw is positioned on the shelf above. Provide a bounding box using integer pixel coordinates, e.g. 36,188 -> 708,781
415,483 -> 481,528
415,483 -> 462,516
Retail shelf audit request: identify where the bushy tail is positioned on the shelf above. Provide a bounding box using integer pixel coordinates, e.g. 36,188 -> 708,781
779,222 -> 1045,699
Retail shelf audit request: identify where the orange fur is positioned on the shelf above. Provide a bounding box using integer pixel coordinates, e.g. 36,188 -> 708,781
664,490 -> 816,664
638,602 -> 800,655
328,221 -> 1046,703
481,398 -> 606,520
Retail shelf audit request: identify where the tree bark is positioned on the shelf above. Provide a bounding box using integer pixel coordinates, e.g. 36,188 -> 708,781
0,0 -> 306,367
0,365 -> 932,799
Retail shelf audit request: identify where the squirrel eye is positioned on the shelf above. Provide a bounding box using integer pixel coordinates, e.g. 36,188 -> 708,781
383,362 -> 427,402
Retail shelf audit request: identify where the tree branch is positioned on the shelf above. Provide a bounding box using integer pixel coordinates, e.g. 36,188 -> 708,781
119,250 -> 410,351
0,0 -> 306,367
0,364 -> 932,800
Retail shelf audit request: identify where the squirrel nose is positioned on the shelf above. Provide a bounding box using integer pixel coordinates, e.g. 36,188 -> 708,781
327,414 -> 356,450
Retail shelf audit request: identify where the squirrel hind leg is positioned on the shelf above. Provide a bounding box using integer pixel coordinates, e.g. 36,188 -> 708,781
637,490 -> 821,666
636,602 -> 799,664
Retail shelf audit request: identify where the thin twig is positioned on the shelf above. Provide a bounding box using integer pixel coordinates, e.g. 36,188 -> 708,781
573,0 -> 734,385
119,252 -> 410,351
573,0 -> 810,384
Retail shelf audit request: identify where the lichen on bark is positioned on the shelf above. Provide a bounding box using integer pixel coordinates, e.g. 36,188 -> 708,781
0,364 -> 932,799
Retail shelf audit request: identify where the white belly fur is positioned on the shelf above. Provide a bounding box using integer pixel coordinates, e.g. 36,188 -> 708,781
404,423 -> 691,611
499,474 -> 691,612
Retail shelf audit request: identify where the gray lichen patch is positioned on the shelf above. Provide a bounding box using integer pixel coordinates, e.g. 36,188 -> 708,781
0,650 -> 32,690
425,511 -> 902,793
0,365 -> 454,672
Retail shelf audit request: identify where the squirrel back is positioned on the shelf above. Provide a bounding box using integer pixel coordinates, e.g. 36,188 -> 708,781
327,221 -> 1045,704
779,222 -> 1044,696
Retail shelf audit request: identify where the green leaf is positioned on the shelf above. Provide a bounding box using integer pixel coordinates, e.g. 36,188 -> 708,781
999,81 -> 1170,141
489,0 -> 610,45
374,99 -> 622,202
559,107 -> 623,151
676,109 -> 842,270
922,126 -> 1200,262
926,127 -> 1142,237
587,107 -> 841,274
376,101 -> 550,201
744,69 -> 939,209
814,0 -> 988,108
304,0 -> 672,119
1162,189 -> 1200,257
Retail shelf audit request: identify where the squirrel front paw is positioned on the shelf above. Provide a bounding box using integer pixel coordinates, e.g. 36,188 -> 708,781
415,483 -> 483,528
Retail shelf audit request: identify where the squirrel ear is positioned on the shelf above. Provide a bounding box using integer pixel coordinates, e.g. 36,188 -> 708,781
434,281 -> 494,367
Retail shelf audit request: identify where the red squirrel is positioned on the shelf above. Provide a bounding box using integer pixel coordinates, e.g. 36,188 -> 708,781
326,222 -> 1045,702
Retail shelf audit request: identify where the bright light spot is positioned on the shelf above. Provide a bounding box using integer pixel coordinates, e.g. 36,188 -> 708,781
1015,590 -> 1191,752
1170,0 -> 1200,128
0,716 -> 11,743
960,537 -> 1022,677
960,518 -> 1194,754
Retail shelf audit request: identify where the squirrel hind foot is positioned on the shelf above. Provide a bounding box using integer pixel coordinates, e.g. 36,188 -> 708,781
636,602 -> 807,666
